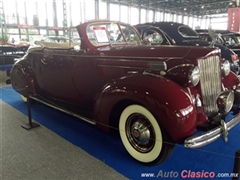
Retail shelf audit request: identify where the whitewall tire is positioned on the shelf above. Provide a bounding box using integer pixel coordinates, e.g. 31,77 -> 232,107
21,95 -> 27,102
119,104 -> 174,165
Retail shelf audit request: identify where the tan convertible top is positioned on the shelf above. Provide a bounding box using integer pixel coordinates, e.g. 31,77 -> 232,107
34,41 -> 80,49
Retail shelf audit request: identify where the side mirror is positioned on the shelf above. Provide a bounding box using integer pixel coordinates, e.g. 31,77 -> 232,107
74,45 -> 81,52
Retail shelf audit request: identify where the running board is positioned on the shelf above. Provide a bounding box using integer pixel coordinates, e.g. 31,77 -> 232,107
30,95 -> 96,125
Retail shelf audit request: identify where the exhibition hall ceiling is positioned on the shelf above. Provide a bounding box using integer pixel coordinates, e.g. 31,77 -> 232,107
104,0 -> 239,17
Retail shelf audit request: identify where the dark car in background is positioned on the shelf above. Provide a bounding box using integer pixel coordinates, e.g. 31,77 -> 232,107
196,29 -> 240,57
235,33 -> 240,42
138,22 -> 240,75
0,44 -> 28,66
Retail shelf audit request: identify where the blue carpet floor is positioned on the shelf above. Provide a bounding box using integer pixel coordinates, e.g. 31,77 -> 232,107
0,64 -> 12,71
1,86 -> 240,180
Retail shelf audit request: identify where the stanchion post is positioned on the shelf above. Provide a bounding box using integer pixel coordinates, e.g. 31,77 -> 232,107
21,86 -> 40,130
232,150 -> 240,180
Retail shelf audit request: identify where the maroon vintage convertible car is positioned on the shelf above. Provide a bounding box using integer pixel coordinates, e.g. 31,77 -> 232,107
10,20 -> 240,165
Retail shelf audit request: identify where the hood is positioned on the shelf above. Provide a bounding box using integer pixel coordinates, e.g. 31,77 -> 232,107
94,44 -> 218,65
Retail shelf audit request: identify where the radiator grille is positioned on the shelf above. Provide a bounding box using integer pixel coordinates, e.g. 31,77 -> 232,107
198,56 -> 222,116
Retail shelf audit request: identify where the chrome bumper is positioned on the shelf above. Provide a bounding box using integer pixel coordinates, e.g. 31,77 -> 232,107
184,113 -> 240,148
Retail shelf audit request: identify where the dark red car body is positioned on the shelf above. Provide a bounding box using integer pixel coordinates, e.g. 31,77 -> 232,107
10,20 -> 240,165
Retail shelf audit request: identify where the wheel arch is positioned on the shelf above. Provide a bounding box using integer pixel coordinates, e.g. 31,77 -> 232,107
10,59 -> 36,96
93,74 -> 197,142
108,99 -> 140,134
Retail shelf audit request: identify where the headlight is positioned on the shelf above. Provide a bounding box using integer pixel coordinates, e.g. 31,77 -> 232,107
222,60 -> 230,76
217,90 -> 234,113
189,66 -> 200,86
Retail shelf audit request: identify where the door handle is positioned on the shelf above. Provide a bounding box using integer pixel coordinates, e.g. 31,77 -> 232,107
41,58 -> 48,65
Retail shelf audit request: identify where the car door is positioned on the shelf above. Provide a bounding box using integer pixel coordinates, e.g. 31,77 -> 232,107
35,47 -> 86,103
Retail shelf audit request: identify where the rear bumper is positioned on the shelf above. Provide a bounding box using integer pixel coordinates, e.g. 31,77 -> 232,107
184,113 -> 240,148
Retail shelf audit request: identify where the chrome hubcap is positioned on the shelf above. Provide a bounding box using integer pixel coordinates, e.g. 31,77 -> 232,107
126,113 -> 155,153
131,121 -> 150,144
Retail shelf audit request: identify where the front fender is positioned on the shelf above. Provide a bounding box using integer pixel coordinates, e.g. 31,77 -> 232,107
93,74 -> 197,142
222,71 -> 240,88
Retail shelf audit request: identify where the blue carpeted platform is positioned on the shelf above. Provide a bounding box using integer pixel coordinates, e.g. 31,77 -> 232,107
0,64 -> 12,71
1,86 -> 240,180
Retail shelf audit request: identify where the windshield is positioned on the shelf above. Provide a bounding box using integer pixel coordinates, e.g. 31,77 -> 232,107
235,34 -> 240,44
198,33 -> 223,45
221,34 -> 240,45
86,23 -> 143,46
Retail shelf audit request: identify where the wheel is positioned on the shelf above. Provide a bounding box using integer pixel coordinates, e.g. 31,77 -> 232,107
119,104 -> 174,165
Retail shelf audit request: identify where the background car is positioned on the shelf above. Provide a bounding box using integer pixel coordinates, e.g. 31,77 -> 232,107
196,29 -> 240,57
137,22 -> 240,75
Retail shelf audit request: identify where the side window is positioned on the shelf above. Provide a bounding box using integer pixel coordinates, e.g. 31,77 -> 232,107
178,26 -> 199,37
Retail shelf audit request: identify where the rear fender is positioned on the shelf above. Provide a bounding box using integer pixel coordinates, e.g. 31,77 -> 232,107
10,59 -> 36,97
93,74 -> 197,142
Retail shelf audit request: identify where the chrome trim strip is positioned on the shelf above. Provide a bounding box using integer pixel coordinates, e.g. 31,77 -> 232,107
167,64 -> 194,73
31,51 -> 173,60
97,65 -> 144,69
30,96 -> 96,125
98,59 -> 167,71
143,71 -> 163,77
184,113 -> 240,148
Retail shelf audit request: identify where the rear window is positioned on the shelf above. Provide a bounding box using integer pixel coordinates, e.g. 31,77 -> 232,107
178,26 -> 199,37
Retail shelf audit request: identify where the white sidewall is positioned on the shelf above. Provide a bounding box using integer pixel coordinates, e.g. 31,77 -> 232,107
21,95 -> 27,102
119,104 -> 163,163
